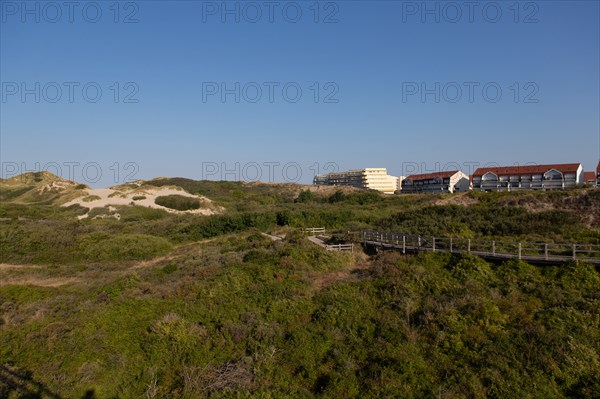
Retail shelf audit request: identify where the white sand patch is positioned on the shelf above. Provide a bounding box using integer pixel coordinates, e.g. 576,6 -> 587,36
37,180 -> 78,194
62,186 -> 220,219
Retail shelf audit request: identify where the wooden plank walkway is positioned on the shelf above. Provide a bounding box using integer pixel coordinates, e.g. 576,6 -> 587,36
361,231 -> 600,265
261,232 -> 284,242
305,230 -> 354,252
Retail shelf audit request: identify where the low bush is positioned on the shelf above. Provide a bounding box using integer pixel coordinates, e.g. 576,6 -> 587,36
375,204 -> 588,241
295,190 -> 315,203
155,195 -> 201,211
82,195 -> 101,202
78,233 -> 172,261
118,205 -> 167,222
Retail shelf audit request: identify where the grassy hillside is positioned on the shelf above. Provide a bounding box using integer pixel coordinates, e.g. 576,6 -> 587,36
1,175 -> 599,264
1,234 -> 598,398
0,172 -> 87,205
1,174 -> 599,397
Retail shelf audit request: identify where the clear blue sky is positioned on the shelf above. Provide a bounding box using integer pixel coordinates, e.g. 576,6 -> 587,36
1,0 -> 599,187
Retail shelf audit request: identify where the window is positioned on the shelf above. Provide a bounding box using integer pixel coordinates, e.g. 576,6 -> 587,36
544,169 -> 563,180
483,172 -> 498,181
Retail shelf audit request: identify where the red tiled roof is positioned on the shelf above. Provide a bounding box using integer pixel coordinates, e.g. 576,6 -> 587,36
472,163 -> 581,177
584,172 -> 596,182
405,171 -> 460,182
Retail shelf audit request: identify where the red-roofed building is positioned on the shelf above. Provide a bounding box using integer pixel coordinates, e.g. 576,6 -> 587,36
472,163 -> 583,191
596,161 -> 600,187
583,172 -> 596,186
401,171 -> 469,194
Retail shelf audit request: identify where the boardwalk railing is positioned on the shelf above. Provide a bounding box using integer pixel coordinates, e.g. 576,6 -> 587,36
361,231 -> 600,264
306,234 -> 354,253
325,243 -> 354,253
302,227 -> 326,235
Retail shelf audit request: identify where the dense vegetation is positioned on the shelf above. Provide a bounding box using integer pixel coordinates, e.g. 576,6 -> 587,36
1,176 -> 599,397
375,205 -> 599,242
1,235 -> 598,398
155,195 -> 201,211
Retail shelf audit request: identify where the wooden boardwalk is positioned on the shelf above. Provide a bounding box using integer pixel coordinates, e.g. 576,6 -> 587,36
304,228 -> 354,252
361,231 -> 600,265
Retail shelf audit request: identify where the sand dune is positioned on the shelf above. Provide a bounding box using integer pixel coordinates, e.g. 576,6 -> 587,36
62,185 -> 219,219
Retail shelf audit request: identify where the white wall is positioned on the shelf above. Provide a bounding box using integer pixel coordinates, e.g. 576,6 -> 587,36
576,164 -> 584,185
450,171 -> 470,193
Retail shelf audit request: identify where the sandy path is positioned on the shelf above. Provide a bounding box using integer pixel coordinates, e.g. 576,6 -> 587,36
311,262 -> 371,291
0,263 -> 42,271
261,233 -> 284,242
0,277 -> 80,287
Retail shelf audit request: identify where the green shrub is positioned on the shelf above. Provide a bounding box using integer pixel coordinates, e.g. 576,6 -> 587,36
64,204 -> 89,216
172,212 -> 277,241
132,195 -> 146,201
162,263 -> 178,274
376,205 -> 587,240
345,191 -> 382,205
328,190 -> 346,203
78,233 -> 172,261
118,205 -> 167,221
296,190 -> 315,203
87,207 -> 112,218
446,253 -> 495,283
82,195 -> 101,202
155,195 -> 201,211
276,211 -> 291,226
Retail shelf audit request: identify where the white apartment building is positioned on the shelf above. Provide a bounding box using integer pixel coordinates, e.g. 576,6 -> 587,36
472,163 -> 584,191
313,168 -> 400,194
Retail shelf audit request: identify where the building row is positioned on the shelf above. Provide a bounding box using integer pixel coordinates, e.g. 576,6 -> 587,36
313,162 -> 600,194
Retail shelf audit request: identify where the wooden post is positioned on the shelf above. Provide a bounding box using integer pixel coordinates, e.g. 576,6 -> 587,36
402,235 -> 406,254
492,241 -> 496,256
573,244 -> 576,260
518,243 -> 522,260
450,238 -> 453,253
432,237 -> 436,252
467,239 -> 471,253
418,236 -> 421,248
544,243 -> 548,260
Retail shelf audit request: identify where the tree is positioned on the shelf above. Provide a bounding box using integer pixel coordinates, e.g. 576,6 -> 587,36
328,190 -> 346,204
296,190 -> 314,203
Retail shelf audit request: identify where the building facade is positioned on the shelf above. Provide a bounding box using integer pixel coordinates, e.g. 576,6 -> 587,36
472,163 -> 583,191
583,172 -> 597,186
597,161 -> 600,187
401,171 -> 470,194
313,168 -> 399,194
